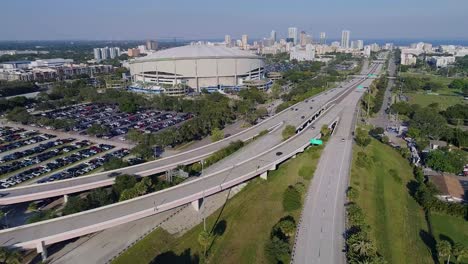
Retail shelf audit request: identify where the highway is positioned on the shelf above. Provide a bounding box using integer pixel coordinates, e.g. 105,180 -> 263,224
0,62 -> 381,205
0,62 -> 382,252
292,73 -> 367,264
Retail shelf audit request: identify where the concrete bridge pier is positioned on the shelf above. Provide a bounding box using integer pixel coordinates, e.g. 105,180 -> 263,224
260,164 -> 277,180
191,198 -> 204,211
63,194 -> 69,204
36,241 -> 47,262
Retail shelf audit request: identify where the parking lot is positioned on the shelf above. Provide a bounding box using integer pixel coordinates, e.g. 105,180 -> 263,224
0,127 -> 56,153
38,148 -> 132,183
0,139 -> 116,189
34,103 -> 193,140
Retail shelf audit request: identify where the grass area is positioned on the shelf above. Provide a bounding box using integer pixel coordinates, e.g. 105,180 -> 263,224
112,144 -> 325,264
400,72 -> 467,110
350,138 -> 433,264
405,91 -> 465,110
431,212 -> 468,264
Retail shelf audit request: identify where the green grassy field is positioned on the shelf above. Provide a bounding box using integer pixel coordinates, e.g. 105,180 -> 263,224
112,145 -> 324,264
431,212 -> 468,264
350,139 -> 433,264
400,72 -> 467,110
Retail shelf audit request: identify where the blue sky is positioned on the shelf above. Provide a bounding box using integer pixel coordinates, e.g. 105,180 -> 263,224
1,0 -> 467,41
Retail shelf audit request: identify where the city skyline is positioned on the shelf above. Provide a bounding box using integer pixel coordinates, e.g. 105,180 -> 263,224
1,0 -> 467,41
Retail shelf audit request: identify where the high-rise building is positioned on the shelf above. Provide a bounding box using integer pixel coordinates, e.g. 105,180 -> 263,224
241,34 -> 248,49
100,47 -> 110,60
351,40 -> 364,50
109,47 -> 118,59
300,31 -> 307,47
320,32 -> 326,44
225,35 -> 232,47
288,27 -> 298,45
146,40 -> 158,51
93,48 -> 102,61
341,30 -> 351,49
128,48 -> 140,57
270,30 -> 276,42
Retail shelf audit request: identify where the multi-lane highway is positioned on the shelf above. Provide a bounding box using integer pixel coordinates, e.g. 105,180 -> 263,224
0,62 -> 380,205
0,62 -> 382,255
291,58 -> 387,263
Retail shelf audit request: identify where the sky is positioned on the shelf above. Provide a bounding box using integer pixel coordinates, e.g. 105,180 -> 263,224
1,0 -> 467,41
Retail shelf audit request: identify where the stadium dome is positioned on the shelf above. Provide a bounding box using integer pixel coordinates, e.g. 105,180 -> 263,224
129,45 -> 267,94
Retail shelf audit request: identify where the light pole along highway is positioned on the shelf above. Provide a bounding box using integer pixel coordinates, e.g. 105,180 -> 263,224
0,62 -> 383,262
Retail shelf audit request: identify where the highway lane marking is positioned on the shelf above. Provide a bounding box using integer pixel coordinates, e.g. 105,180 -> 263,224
330,138 -> 350,264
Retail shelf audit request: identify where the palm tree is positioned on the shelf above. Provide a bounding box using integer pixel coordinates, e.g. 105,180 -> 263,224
0,247 -> 22,264
452,243 -> 468,264
198,230 -> 211,257
437,240 -> 452,264
352,240 -> 375,257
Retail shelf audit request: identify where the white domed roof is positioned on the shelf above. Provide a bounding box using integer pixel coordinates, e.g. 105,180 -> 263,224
136,45 -> 260,61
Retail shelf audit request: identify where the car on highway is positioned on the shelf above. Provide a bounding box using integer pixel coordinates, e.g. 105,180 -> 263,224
275,151 -> 283,156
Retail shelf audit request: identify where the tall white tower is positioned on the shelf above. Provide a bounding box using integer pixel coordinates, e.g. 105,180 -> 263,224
341,30 -> 351,49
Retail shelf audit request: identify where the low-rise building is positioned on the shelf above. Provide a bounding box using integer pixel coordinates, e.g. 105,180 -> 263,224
290,44 -> 315,61
428,174 -> 465,203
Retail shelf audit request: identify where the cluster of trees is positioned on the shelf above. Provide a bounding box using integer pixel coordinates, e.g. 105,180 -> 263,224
0,247 -> 22,264
0,81 -> 38,97
399,76 -> 445,92
436,240 -> 468,264
355,128 -> 371,147
390,102 -> 468,148
237,88 -> 268,125
426,148 -> 467,173
264,216 -> 297,263
0,96 -> 34,113
87,124 -> 109,136
412,167 -> 468,219
370,75 -> 388,114
346,188 -> 387,264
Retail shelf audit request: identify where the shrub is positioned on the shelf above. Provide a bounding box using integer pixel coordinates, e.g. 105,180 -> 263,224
282,125 -> 296,140
283,185 -> 302,211
298,165 -> 315,180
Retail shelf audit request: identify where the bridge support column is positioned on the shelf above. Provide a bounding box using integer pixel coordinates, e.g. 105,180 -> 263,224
292,154 -> 297,159
191,198 -> 203,211
268,165 -> 276,171
36,241 -> 47,262
260,171 -> 268,180
63,194 -> 69,204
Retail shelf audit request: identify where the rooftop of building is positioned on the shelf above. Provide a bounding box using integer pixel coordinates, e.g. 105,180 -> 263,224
429,174 -> 465,201
134,45 -> 260,62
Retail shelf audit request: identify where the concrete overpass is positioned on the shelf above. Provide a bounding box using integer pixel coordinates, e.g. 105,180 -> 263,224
0,64 -> 381,261
0,63 -> 381,205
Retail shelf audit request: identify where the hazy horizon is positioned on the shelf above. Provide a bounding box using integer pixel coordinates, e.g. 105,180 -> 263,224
1,0 -> 467,41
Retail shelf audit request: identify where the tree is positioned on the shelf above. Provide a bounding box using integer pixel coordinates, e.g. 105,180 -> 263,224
437,240 -> 452,264
282,125 -> 296,140
198,230 -> 212,257
113,174 -> 137,196
352,240 -> 376,257
283,185 -> 302,211
355,128 -> 371,147
410,107 -> 447,140
131,143 -> 153,159
271,82 -> 282,99
62,196 -> 88,215
452,243 -> 467,263
103,157 -> 128,171
276,217 -> 296,237
449,79 -> 466,90
0,247 -> 22,264
265,236 -> 290,263
87,124 -> 109,136
210,127 -> 224,142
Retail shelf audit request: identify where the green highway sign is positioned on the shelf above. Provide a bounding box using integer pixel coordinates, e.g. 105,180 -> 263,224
357,85 -> 364,89
310,138 -> 323,145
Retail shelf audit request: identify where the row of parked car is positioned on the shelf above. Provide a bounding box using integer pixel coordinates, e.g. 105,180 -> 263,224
38,148 -> 130,183
0,138 -> 75,164
0,143 -> 114,189
0,127 -> 31,144
0,139 -> 77,175
0,133 -> 56,153
34,103 -> 193,140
